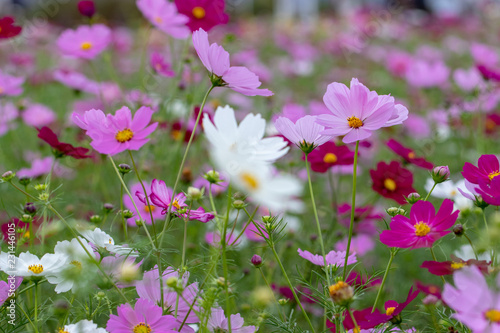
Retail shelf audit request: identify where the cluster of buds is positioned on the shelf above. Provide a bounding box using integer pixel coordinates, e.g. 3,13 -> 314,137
387,207 -> 406,217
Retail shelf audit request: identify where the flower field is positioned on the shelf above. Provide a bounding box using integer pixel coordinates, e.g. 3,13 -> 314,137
0,1 -> 499,332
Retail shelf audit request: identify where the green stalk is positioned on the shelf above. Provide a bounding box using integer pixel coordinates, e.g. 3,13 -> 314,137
221,186 -> 232,332
258,267 -> 286,322
424,182 -> 437,201
372,249 -> 397,312
343,140 -> 359,280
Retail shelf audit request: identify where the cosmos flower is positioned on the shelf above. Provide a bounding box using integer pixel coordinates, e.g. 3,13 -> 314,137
317,78 -> 408,144
80,228 -> 137,256
150,51 -> 175,77
52,69 -> 100,94
72,106 -> 158,155
136,0 -> 190,39
337,203 -> 382,235
192,29 -> 273,96
443,265 -> 500,332
405,60 -> 450,87
274,115 -> 332,153
367,287 -> 420,324
22,103 -> 56,128
297,248 -> 356,267
57,24 -> 112,59
123,181 -> 164,226
386,139 -> 433,170
306,141 -> 354,173
0,276 -> 22,307
0,102 -> 18,136
59,319 -> 108,333
0,16 -> 22,39
421,256 -> 490,276
462,154 -> 500,185
424,178 -> 473,211
207,307 -> 256,333
107,298 -> 181,333
0,251 -> 66,277
370,161 -> 415,205
37,127 -> 91,159
0,70 -> 24,97
149,179 -> 188,214
477,176 -> 500,206
175,0 -> 228,32
379,199 -> 459,249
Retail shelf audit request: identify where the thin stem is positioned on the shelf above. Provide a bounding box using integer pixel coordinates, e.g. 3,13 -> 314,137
34,282 -> 38,331
372,249 -> 396,312
430,247 -> 446,283
181,218 -> 188,268
463,233 -> 479,260
120,181 -> 128,241
19,303 -> 38,333
305,154 -> 331,286
343,140 -> 359,280
347,308 -> 359,332
424,183 -> 437,201
258,267 -> 286,322
482,208 -> 489,233
159,85 -> 215,245
221,186 -> 232,332
231,207 -> 259,246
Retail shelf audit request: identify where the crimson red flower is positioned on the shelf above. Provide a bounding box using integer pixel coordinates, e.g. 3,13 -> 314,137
306,141 -> 354,173
327,308 -> 386,331
367,287 -> 420,325
421,256 -> 490,276
77,0 -> 96,18
174,0 -> 228,32
485,113 -> 500,134
386,139 -> 433,170
416,281 -> 442,299
37,126 -> 91,159
0,17 -> 22,40
370,160 -> 415,204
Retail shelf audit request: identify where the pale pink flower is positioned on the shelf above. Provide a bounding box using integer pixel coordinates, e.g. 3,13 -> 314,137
0,70 -> 24,96
21,103 -> 56,127
137,0 -> 190,39
57,24 -> 112,59
297,249 -> 356,267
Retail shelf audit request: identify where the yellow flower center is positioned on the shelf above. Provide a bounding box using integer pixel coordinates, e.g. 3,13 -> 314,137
328,281 -> 349,295
414,221 -> 431,237
28,264 -> 44,274
192,6 -> 206,19
172,200 -> 180,210
133,323 -> 152,333
408,152 -> 416,159
451,262 -> 466,270
109,238 -> 113,244
155,16 -> 162,24
144,205 -> 156,213
352,328 -> 360,333
486,119 -> 496,131
171,130 -> 182,141
489,171 -> 500,180
81,42 -> 92,50
347,116 -> 363,128
70,260 -> 82,269
386,306 -> 396,316
485,309 -> 500,323
115,129 -> 134,143
384,178 -> 397,191
323,153 -> 338,164
57,329 -> 70,333
241,172 -> 259,190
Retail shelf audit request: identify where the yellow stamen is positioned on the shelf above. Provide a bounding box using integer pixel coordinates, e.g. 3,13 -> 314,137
109,238 -> 112,244
28,264 -> 44,274
70,260 -> 82,269
384,178 -> 397,191
172,200 -> 180,210
414,221 -> 431,237
408,152 -> 416,159
133,322 -> 152,333
171,130 -> 182,141
347,116 -> 363,128
115,129 -> 134,143
154,16 -> 162,24
451,262 -> 466,270
323,153 -> 338,164
328,281 -> 348,295
81,41 -> 92,50
386,306 -> 396,316
192,6 -> 206,19
485,309 -> 500,322
57,329 -> 70,333
489,171 -> 500,180
241,172 -> 259,190
144,205 -> 156,213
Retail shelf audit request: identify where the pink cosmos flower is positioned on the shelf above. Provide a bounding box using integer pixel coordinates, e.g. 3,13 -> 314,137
337,203 -> 382,235
21,103 -> 56,128
380,199 -> 459,249
335,234 -> 375,256
367,287 -> 420,324
175,0 -> 229,32
17,157 -> 72,179
135,266 -> 199,329
208,307 -> 256,333
149,179 -> 187,213
137,0 -> 190,39
57,24 -> 112,59
192,29 -> 273,96
0,276 -> 22,307
205,231 -> 238,247
0,70 -> 24,96
123,182 -> 164,226
453,68 -> 484,92
316,78 -> 408,144
150,51 -> 175,77
107,298 -> 180,333
405,60 -> 450,88
462,154 -> 500,185
442,265 -> 500,332
385,50 -> 413,77
297,248 -> 356,267
274,115 -> 332,153
72,106 -> 158,155
0,102 -> 18,136
53,69 -> 100,94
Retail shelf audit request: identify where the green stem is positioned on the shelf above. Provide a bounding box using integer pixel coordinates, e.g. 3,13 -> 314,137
181,218 -> 188,268
258,267 -> 286,322
464,233 -> 479,260
120,181 -> 128,241
424,183 -> 437,201
19,303 -> 38,333
158,84 -> 215,246
372,249 -> 396,312
482,208 -> 489,233
221,186 -> 232,332
231,207 -> 259,246
343,140 -> 359,280
34,282 -> 38,332
430,247 -> 446,283
347,308 -> 359,332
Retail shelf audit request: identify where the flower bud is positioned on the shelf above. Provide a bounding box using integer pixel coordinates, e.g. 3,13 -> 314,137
204,170 -> 221,184
90,215 -> 102,224
432,166 -> 450,184
232,199 -> 246,210
24,202 -> 37,215
1,171 -> 15,182
122,210 -> 134,219
77,0 -> 95,18
34,184 -> 48,191
422,294 -> 440,305
216,277 -> 226,288
118,164 -> 131,175
21,214 -> 33,223
119,261 -> 139,283
103,203 -> 114,213
38,192 -> 49,201
166,277 -> 179,289
387,207 -> 406,217
329,280 -> 354,306
251,254 -> 262,268
18,176 -> 31,186
406,192 -> 421,204
95,291 -> 106,300
453,224 -> 464,236
278,298 -> 289,305
187,186 -> 202,200
135,220 -> 143,227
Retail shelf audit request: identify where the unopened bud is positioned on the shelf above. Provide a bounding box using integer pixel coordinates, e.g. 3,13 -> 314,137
119,261 -> 139,283
387,207 -> 406,217
2,171 -> 15,182
122,210 -> 134,219
329,280 -> 354,306
204,170 -> 221,184
24,202 -> 37,215
135,220 -> 143,227
453,224 -> 464,236
20,214 -> 33,223
96,291 -> 106,300
406,192 -> 421,204
166,277 -> 179,288
90,215 -> 102,224
118,164 -> 131,175
187,187 -> 202,200
77,0 -> 95,18
278,298 -> 289,305
251,254 -> 262,268
18,176 -> 31,186
432,166 -> 450,184
103,203 -> 114,213
34,184 -> 47,191
233,200 -> 246,210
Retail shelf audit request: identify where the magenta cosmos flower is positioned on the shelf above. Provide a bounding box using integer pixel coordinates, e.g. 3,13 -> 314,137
149,179 -> 187,213
462,154 -> 500,185
477,176 -> 500,206
306,141 -> 354,173
150,51 -> 175,77
57,24 -> 111,60
123,182 -> 164,226
175,0 -> 228,32
380,199 -> 459,249
107,298 -> 180,333
208,307 -> 256,333
72,106 -> 158,155
297,248 -> 356,267
192,28 -> 272,96
386,139 -> 433,170
316,78 -> 408,144
274,115 -> 332,153
137,0 -> 190,39
443,265 -> 500,332
0,70 -> 24,97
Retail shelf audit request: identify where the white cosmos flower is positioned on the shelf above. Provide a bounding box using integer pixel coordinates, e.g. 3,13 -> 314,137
60,319 -> 108,333
0,251 -> 66,277
46,238 -> 98,293
424,178 -> 472,211
203,105 -> 289,166
454,244 -> 491,261
80,228 -> 138,257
